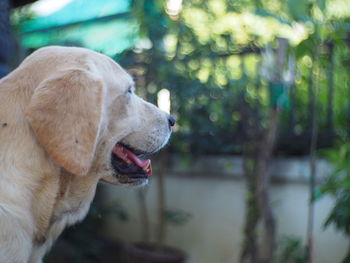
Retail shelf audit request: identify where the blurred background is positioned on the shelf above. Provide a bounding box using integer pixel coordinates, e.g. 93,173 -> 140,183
3,0 -> 350,262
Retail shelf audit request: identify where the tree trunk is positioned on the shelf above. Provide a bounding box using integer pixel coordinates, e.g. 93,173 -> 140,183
307,51 -> 316,133
240,38 -> 287,263
326,40 -> 335,132
306,41 -> 320,263
239,82 -> 261,263
240,109 -> 279,263
288,54 -> 297,130
240,148 -> 260,263
256,109 -> 279,263
256,38 -> 287,263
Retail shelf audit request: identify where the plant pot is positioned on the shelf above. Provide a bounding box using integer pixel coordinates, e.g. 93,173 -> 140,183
45,235 -> 124,263
123,242 -> 187,263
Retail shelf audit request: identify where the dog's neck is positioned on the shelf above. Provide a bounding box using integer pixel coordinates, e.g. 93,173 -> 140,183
31,169 -> 99,261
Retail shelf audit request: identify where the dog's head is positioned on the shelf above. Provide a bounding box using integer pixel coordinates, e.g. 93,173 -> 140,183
25,47 -> 173,186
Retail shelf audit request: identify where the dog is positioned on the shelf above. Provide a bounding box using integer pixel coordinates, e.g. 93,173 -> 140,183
0,46 -> 174,263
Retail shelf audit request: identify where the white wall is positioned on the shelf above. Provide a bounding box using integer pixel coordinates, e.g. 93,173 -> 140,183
101,157 -> 348,263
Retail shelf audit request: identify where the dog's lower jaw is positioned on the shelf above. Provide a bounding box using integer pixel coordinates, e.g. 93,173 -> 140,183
120,177 -> 149,187
100,172 -> 149,187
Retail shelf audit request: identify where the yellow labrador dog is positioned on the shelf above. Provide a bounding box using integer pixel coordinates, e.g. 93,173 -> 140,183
0,46 -> 174,263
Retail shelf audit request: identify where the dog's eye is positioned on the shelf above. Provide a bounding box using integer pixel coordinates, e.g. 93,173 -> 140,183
127,87 -> 133,94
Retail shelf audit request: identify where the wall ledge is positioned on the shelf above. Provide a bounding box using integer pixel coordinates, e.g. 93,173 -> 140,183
152,155 -> 333,184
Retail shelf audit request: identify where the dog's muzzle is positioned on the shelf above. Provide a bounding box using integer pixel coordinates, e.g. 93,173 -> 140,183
111,143 -> 152,180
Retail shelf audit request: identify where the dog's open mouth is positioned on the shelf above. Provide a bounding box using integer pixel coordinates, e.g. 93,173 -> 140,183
111,143 -> 152,180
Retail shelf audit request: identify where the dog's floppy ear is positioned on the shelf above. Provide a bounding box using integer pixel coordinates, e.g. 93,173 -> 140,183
26,69 -> 104,175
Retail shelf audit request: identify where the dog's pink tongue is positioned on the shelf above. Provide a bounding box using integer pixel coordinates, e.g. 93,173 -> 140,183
113,144 -> 152,176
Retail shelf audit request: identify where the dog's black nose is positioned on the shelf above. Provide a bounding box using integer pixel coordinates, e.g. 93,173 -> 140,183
168,114 -> 176,127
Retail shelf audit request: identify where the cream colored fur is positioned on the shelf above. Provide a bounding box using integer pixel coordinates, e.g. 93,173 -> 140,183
0,46 -> 171,263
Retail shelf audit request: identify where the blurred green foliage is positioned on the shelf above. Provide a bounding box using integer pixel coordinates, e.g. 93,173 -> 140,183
13,0 -> 350,155
320,141 -> 350,262
115,0 -> 350,157
277,236 -> 307,263
321,142 -> 350,234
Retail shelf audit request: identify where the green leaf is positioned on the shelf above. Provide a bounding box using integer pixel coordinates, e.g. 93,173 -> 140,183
313,187 -> 323,201
316,0 -> 326,12
268,82 -> 289,109
164,209 -> 192,225
287,0 -> 308,20
295,36 -> 315,58
254,9 -> 291,25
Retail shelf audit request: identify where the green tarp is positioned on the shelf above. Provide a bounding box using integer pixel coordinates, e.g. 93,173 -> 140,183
19,0 -> 138,56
